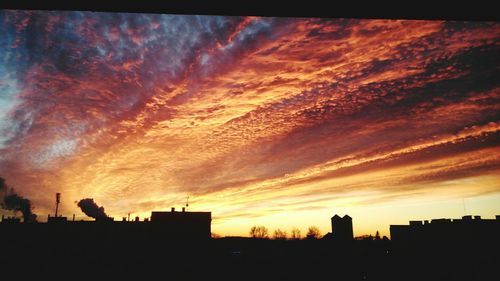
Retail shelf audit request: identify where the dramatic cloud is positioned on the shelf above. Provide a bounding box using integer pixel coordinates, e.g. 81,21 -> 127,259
0,11 -> 499,235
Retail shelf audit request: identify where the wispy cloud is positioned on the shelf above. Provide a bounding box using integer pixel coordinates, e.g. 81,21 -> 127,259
0,11 -> 499,235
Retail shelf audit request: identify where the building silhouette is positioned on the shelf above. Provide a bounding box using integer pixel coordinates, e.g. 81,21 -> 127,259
0,215 -> 20,223
389,215 -> 500,281
390,215 -> 500,243
1,207 -> 212,239
47,215 -> 68,223
2,208 -> 500,280
328,214 -> 353,240
151,207 -> 211,239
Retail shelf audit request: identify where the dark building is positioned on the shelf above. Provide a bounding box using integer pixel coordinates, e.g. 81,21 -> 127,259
1,208 -> 211,239
331,214 -> 353,240
151,207 -> 211,239
47,214 -> 68,223
389,216 -> 500,280
390,215 -> 500,243
0,215 -> 20,223
0,208 -> 212,279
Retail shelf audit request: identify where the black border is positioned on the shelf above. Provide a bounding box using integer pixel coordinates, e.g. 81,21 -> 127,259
1,1 -> 498,21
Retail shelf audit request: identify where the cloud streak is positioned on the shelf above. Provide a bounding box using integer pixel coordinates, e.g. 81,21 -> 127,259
0,11 -> 499,234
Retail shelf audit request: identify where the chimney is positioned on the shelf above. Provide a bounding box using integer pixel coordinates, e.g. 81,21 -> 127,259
55,193 -> 61,217
72,214 -> 75,221
182,207 -> 185,212
171,207 -> 175,212
135,216 -> 139,222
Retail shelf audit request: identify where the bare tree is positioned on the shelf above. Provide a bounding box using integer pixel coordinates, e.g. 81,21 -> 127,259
273,229 -> 287,240
250,225 -> 269,238
306,226 -> 321,239
290,227 -> 301,239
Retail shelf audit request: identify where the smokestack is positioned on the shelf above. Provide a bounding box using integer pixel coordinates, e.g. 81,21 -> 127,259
76,198 -> 110,220
72,214 -> 75,221
55,193 -> 61,217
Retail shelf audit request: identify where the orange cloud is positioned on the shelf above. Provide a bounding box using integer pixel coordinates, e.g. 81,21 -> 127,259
1,12 -> 499,236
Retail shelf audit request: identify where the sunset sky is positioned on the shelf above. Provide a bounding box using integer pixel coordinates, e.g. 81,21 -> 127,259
0,10 -> 499,237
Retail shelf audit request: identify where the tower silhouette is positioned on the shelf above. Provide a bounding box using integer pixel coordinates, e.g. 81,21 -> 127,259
331,214 -> 353,240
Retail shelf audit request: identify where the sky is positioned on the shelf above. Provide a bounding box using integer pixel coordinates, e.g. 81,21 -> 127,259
0,10 -> 499,237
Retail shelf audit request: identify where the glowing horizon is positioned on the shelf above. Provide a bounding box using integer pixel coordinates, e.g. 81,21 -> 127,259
0,10 -> 499,237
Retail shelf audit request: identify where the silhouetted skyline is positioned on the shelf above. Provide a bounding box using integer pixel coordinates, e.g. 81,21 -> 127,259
1,207 -> 499,280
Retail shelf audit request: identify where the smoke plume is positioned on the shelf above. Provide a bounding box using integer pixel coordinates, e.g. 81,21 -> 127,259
0,177 -> 38,223
77,198 -> 110,220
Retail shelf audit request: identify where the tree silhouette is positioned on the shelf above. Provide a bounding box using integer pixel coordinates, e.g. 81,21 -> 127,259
291,227 -> 301,239
375,230 -> 381,240
273,229 -> 287,240
250,226 -> 269,238
306,226 -> 321,239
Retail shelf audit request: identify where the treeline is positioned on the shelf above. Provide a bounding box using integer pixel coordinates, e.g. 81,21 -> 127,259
247,225 -> 321,240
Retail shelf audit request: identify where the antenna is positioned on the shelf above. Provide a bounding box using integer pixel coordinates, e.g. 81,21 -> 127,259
185,195 -> 189,210
55,193 -> 61,217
